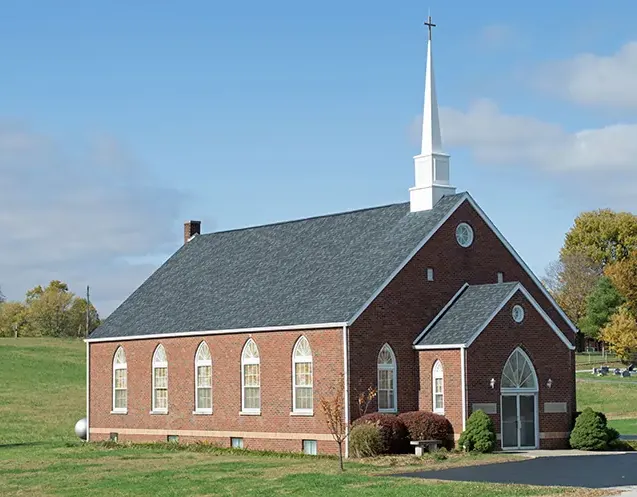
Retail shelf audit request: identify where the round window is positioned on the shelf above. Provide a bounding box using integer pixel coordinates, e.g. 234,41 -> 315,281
455,223 -> 474,247
512,304 -> 525,323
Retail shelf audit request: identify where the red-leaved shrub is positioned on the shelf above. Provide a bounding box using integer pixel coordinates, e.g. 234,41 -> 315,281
352,413 -> 410,454
398,411 -> 454,450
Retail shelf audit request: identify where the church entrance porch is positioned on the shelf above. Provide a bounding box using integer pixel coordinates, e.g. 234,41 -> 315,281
500,348 -> 539,450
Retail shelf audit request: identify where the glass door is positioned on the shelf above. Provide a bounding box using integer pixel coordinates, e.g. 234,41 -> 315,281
501,395 -> 518,449
519,395 -> 536,448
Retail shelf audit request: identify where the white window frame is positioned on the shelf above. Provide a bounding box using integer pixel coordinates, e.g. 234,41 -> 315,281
377,343 -> 397,413
456,222 -> 474,247
292,336 -> 313,415
433,360 -> 444,414
194,341 -> 213,414
302,439 -> 317,455
427,268 -> 434,281
151,344 -> 168,414
497,271 -> 504,283
112,347 -> 127,414
241,338 -> 261,415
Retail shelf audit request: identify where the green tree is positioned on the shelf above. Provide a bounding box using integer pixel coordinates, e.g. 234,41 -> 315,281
561,209 -> 637,267
67,297 -> 100,337
542,252 -> 602,326
600,305 -> 637,363
605,250 -> 637,315
0,301 -> 30,337
26,280 -> 74,337
0,286 -> 5,303
578,277 -> 625,340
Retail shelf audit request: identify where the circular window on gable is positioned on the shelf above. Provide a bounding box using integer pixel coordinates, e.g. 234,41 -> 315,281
455,223 -> 474,247
512,304 -> 525,323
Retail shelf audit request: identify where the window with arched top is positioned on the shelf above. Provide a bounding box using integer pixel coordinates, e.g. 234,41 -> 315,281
432,360 -> 444,414
152,344 -> 168,413
377,344 -> 397,412
292,336 -> 313,413
501,348 -> 538,392
195,342 -> 212,413
241,339 -> 260,414
112,347 -> 127,413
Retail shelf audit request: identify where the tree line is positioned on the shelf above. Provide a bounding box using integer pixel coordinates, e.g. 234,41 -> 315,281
542,208 -> 637,362
0,280 -> 100,338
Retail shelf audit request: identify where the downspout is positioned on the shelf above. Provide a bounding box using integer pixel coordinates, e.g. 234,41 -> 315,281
342,324 -> 350,458
460,345 -> 466,432
85,340 -> 90,441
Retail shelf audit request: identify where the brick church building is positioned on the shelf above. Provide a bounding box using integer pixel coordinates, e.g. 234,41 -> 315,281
86,21 -> 577,455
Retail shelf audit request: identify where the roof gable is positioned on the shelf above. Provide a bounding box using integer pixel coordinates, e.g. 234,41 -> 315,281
414,282 -> 575,350
89,193 -> 466,340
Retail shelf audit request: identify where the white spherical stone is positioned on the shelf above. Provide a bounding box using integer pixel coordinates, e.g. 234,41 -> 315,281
74,417 -> 87,440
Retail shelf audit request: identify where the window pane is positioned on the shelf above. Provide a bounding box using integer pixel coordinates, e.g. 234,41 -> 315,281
379,370 -> 393,390
197,388 -> 212,409
435,393 -> 443,410
303,440 -> 317,455
295,362 -> 312,386
378,390 -> 389,409
155,367 -> 167,388
244,387 -> 260,409
295,386 -> 313,410
197,366 -> 211,387
155,389 -> 167,410
244,364 -> 260,387
115,369 -> 127,389
435,378 -> 442,393
114,389 -> 127,409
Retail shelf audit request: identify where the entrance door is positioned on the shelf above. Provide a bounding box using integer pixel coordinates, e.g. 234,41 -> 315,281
500,348 -> 539,450
501,394 -> 537,449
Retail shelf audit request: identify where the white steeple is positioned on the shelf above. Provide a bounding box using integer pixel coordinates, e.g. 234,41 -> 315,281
410,16 -> 456,212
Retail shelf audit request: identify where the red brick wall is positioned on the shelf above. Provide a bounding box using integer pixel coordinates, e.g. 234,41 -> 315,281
348,198 -> 575,428
418,350 -> 463,437
466,290 -> 575,449
88,328 -> 343,454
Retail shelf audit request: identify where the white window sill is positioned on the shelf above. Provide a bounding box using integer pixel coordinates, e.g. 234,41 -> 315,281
240,410 -> 261,416
193,410 -> 213,415
149,410 -> 168,415
378,408 -> 397,414
110,409 -> 128,415
433,410 -> 445,415
290,411 -> 314,416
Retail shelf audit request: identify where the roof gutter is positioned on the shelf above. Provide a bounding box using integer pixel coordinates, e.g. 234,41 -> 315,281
85,321 -> 348,343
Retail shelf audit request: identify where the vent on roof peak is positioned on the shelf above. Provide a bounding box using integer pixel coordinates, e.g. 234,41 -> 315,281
184,220 -> 201,244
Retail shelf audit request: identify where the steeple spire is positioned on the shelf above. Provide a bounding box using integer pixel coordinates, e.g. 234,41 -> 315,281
410,15 -> 456,212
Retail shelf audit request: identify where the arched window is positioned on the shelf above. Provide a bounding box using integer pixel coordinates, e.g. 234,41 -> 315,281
292,336 -> 313,413
501,348 -> 538,392
112,347 -> 127,413
152,344 -> 168,413
195,342 -> 212,413
432,360 -> 444,414
241,339 -> 260,413
377,344 -> 397,412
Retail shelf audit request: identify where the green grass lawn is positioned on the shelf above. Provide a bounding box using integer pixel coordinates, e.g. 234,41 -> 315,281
576,352 -> 624,370
0,338 -> 613,496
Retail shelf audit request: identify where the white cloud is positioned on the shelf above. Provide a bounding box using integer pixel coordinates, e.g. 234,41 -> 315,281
0,122 -> 186,316
479,24 -> 517,49
438,99 -> 637,173
534,41 -> 637,110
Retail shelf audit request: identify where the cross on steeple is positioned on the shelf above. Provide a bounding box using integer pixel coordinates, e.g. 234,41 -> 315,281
424,15 -> 436,40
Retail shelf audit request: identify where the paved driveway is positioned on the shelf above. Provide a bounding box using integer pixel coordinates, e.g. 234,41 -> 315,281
397,454 -> 637,489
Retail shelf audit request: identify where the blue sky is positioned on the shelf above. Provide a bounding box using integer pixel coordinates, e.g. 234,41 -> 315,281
1,1 -> 637,315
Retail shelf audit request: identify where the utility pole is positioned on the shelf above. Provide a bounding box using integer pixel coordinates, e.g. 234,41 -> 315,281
86,285 -> 90,337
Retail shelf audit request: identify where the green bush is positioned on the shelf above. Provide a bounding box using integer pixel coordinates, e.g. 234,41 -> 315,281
570,407 -> 618,450
398,411 -> 454,450
349,423 -> 383,458
352,413 -> 409,454
458,410 -> 496,453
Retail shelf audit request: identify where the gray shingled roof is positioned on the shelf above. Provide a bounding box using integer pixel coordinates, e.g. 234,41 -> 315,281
415,282 -> 519,346
89,193 -> 467,339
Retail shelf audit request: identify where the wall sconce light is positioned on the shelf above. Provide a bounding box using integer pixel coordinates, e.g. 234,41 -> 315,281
546,378 -> 553,389
489,378 -> 496,389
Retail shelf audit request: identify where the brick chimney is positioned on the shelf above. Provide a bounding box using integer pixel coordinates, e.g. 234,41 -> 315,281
184,220 -> 201,244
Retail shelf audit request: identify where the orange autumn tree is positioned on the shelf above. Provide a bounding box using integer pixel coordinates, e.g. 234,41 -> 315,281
319,374 -> 376,471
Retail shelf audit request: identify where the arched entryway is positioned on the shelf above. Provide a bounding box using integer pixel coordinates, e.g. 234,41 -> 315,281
500,348 -> 539,449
